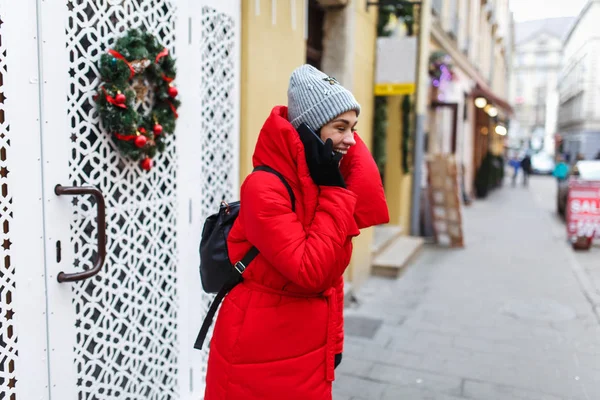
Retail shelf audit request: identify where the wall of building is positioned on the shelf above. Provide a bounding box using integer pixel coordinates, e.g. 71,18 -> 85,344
428,0 -> 513,198
591,40 -> 600,120
345,0 -> 378,289
384,95 -> 413,236
513,32 -> 564,142
560,2 -> 600,133
563,2 -> 600,63
239,0 -> 306,181
468,0 -> 481,64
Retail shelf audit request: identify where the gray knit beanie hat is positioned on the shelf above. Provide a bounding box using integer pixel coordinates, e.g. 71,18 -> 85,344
287,64 -> 361,131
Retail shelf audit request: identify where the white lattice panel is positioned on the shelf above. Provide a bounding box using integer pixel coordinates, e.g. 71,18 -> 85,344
193,5 -> 240,393
63,1 -> 179,398
0,13 -> 17,400
200,7 -> 237,219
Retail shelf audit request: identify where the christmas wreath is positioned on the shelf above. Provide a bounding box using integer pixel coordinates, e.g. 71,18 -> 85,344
95,29 -> 180,171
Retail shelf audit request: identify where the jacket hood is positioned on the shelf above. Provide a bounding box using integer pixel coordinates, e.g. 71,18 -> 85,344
252,106 -> 309,189
252,106 -> 389,229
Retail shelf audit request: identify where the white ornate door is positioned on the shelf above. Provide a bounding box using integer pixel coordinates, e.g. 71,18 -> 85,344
0,0 -> 240,398
0,2 -> 52,399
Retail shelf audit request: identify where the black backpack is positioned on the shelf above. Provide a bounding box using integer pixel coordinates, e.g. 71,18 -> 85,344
194,165 -> 295,350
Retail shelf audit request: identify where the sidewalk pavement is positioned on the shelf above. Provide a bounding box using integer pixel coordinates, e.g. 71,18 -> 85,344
529,176 -> 600,316
333,176 -> 600,400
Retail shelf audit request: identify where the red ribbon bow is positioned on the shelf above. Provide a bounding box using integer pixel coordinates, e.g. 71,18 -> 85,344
155,47 -> 169,64
168,101 -> 178,119
101,87 -> 127,109
114,133 -> 137,141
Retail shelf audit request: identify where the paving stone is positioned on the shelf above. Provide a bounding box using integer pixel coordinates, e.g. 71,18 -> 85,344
343,339 -> 423,368
452,336 -> 524,355
333,374 -> 387,399
344,315 -> 383,339
332,392 -> 353,400
368,364 -> 462,395
463,379 -> 563,400
335,355 -> 375,377
381,386 -> 468,400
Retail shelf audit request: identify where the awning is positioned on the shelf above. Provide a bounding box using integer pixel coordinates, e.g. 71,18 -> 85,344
471,84 -> 514,115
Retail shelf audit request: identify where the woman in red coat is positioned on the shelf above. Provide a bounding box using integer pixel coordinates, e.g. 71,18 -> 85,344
204,65 -> 389,400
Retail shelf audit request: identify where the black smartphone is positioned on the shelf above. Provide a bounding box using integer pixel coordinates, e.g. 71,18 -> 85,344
297,122 -> 335,157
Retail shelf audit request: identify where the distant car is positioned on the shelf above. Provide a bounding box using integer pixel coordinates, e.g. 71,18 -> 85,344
530,152 -> 555,175
557,160 -> 600,217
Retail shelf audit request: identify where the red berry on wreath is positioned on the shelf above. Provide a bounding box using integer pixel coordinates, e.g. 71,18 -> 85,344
153,123 -> 163,135
115,92 -> 126,104
168,86 -> 178,98
135,135 -> 148,148
140,157 -> 153,171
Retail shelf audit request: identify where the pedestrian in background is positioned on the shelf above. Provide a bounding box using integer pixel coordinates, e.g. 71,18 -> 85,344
203,64 -> 389,400
553,155 -> 569,181
509,154 -> 521,186
521,153 -> 532,186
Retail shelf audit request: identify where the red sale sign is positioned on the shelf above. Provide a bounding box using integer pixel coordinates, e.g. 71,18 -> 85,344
566,179 -> 600,241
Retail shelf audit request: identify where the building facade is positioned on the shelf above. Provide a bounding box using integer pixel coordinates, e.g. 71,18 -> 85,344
426,0 -> 513,198
511,17 -> 574,153
557,0 -> 600,161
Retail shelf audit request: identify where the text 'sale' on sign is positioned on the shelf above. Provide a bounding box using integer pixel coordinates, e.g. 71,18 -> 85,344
566,180 -> 600,242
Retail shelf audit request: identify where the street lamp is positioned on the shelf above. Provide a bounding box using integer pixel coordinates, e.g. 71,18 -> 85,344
474,97 -> 487,108
495,125 -> 507,136
487,106 -> 498,117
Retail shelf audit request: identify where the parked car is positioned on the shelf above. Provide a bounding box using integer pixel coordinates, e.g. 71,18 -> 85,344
557,160 -> 600,217
531,152 -> 555,175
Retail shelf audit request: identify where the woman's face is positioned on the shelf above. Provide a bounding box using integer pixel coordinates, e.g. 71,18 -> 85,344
319,110 -> 358,156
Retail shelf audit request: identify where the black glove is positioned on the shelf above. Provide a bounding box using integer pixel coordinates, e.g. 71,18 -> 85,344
304,137 -> 346,188
334,353 -> 343,369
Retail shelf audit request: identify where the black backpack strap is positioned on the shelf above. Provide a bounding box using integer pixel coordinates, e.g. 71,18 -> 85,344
253,165 -> 296,211
193,275 -> 239,349
194,167 -> 294,350
193,247 -> 260,350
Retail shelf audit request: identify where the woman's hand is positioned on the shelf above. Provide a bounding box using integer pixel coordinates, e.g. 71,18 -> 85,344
334,353 -> 343,369
304,137 -> 346,188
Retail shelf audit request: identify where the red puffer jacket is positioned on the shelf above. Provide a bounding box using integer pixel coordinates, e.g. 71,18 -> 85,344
204,106 -> 389,400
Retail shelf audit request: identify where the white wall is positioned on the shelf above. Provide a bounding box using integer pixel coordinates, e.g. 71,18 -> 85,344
563,2 -> 600,62
469,0 -> 480,64
588,39 -> 600,119
512,31 -> 565,141
560,1 -> 600,128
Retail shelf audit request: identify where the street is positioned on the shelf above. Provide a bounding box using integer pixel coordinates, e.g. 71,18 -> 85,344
334,176 -> 600,400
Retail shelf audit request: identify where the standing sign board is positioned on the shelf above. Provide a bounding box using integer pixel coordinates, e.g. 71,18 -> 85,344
566,179 -> 600,243
427,154 -> 464,247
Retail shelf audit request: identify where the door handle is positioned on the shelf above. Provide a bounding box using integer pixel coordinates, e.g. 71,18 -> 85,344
54,185 -> 107,283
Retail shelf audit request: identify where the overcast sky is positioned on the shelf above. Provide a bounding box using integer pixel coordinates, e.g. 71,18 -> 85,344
509,0 -> 588,22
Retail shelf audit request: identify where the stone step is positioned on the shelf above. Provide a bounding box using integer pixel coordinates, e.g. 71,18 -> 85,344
371,235 -> 424,278
371,225 -> 403,256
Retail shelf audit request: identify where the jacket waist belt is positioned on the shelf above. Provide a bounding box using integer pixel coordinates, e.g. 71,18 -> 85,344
242,280 -> 338,382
